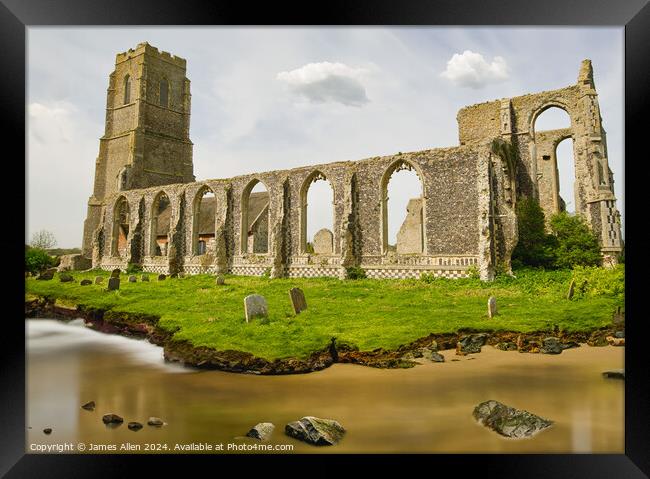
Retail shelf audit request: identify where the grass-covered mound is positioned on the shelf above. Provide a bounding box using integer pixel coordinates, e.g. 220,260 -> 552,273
25,266 -> 624,361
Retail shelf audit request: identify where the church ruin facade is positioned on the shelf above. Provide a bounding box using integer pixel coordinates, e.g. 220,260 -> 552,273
82,42 -> 623,281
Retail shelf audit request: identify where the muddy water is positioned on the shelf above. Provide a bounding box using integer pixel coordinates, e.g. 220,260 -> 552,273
26,319 -> 624,454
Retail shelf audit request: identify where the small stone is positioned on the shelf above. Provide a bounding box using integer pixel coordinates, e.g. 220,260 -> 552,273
216,275 -> 225,285
614,331 -> 625,339
456,333 -> 489,355
246,422 -> 275,441
110,269 -> 121,279
80,279 -> 92,286
487,296 -> 497,318
602,369 -> 625,380
540,337 -> 563,354
567,279 -> 576,300
94,276 -> 103,284
128,422 -> 143,431
606,336 -> 625,347
178,272 -> 185,278
107,277 -> 120,291
157,274 -> 166,281
43,428 -> 52,435
284,416 -> 345,446
429,351 -> 445,362
147,417 -> 164,426
128,275 -> 137,283
102,414 -> 123,424
37,270 -> 54,280
289,287 -> 307,314
496,341 -> 517,351
81,401 -> 95,411
244,294 -> 268,323
59,272 -> 74,283
473,400 -> 553,438
141,274 -> 149,282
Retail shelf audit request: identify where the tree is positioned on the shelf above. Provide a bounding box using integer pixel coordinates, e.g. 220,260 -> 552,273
30,230 -> 57,250
511,197 -> 555,269
548,212 -> 602,269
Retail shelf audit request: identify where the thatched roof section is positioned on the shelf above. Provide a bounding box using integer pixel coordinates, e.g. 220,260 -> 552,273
155,192 -> 269,237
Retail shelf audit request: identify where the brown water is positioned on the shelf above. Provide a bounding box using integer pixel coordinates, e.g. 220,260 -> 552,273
26,319 -> 624,454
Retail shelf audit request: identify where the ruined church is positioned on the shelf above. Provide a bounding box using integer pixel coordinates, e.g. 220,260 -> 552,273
81,42 -> 623,280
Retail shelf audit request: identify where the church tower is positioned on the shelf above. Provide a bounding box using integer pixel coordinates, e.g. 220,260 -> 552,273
82,42 -> 194,255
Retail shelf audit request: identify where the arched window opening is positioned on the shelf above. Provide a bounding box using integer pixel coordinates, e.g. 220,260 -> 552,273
382,162 -> 424,254
533,107 -> 576,214
151,192 -> 171,257
301,173 -> 335,254
241,181 -> 270,254
159,79 -> 169,108
118,168 -> 128,192
194,188 -> 216,255
123,75 -> 131,104
112,197 -> 130,258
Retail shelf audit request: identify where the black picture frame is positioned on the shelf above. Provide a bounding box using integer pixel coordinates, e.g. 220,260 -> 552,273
5,0 -> 648,476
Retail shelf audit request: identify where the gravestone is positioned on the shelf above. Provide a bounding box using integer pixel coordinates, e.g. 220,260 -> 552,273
94,276 -> 103,284
128,275 -> 137,283
313,229 -> 334,255
487,296 -> 497,318
158,274 -> 166,281
37,270 -> 54,280
107,277 -> 120,291
244,294 -> 268,323
216,275 -> 225,285
566,279 -> 575,300
59,273 -> 74,283
110,269 -> 121,279
289,287 -> 307,314
141,274 -> 149,282
80,279 -> 92,286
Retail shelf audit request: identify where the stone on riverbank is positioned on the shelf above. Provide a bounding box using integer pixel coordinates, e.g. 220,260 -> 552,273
102,414 -> 123,424
80,279 -> 92,286
289,287 -> 307,314
285,416 -> 346,446
456,333 -> 489,355
496,341 -> 517,351
540,337 -> 563,354
107,277 -> 120,291
244,294 -> 268,323
473,400 -> 553,438
147,417 -> 165,426
128,422 -> 143,431
606,336 -> 625,346
246,422 -> 275,441
81,401 -> 95,411
602,369 -> 624,380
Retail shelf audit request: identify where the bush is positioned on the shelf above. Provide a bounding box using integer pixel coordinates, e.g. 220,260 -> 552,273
261,267 -> 272,278
466,265 -> 480,279
511,197 -> 555,269
571,265 -> 624,300
25,246 -> 55,274
126,262 -> 143,274
346,266 -> 367,280
548,212 -> 602,269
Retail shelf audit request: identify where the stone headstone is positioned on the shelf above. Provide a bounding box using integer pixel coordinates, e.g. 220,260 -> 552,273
313,228 -> 334,255
80,279 -> 92,286
244,294 -> 268,323
289,287 -> 307,314
128,275 -> 137,283
110,269 -> 121,279
59,272 -> 74,283
158,274 -> 166,281
36,270 -> 54,281
141,274 -> 149,282
216,275 -> 225,285
107,277 -> 120,291
566,279 -> 576,300
284,416 -> 346,446
94,276 -> 103,284
487,296 -> 497,318
246,422 -> 275,441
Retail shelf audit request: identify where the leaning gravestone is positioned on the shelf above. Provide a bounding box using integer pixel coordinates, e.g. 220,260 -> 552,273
244,294 -> 268,323
289,287 -> 307,314
141,274 -> 149,282
110,269 -> 121,279
128,275 -> 137,283
487,296 -> 497,318
566,279 -> 576,300
107,277 -> 120,291
94,276 -> 103,284
158,274 -> 166,281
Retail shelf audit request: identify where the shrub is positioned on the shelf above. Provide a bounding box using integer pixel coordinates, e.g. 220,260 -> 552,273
25,246 -> 55,274
466,265 -> 480,279
346,266 -> 367,280
511,197 -> 555,269
548,212 -> 602,269
126,262 -> 143,274
571,265 -> 624,300
261,267 -> 272,278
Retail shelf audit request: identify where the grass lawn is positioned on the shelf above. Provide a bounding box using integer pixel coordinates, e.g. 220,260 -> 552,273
25,267 -> 624,361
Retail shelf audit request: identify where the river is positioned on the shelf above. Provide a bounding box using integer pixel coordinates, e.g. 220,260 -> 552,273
26,319 -> 624,453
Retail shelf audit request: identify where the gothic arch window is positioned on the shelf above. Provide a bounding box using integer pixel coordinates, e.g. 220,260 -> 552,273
241,180 -> 270,254
380,160 -> 425,255
150,192 -> 171,257
193,186 -> 216,255
112,196 -> 130,258
159,79 -> 169,108
123,75 -> 131,104
300,171 -> 335,255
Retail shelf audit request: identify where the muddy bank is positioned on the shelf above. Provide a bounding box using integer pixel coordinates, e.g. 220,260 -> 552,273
25,296 -> 624,375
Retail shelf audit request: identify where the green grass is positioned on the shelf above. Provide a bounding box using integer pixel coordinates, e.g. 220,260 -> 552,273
25,267 -> 624,361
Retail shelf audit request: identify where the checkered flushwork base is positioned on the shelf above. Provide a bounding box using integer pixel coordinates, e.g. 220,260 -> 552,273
100,263 -> 126,272
365,268 -> 469,279
288,267 -> 341,278
143,265 -> 169,275
183,265 -> 218,275
231,266 -> 268,276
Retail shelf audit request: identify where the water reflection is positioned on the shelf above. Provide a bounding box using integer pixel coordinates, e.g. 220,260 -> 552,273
26,319 -> 624,453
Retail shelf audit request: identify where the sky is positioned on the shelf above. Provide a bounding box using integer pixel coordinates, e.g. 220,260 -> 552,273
26,27 -> 624,248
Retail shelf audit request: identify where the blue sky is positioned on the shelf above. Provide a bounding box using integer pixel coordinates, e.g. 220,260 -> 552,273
27,27 -> 624,248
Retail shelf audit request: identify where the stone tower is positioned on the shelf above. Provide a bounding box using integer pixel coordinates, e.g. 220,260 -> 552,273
82,42 -> 194,255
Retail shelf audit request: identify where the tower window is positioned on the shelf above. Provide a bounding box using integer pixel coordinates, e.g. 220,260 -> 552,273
160,79 -> 169,108
123,75 -> 131,104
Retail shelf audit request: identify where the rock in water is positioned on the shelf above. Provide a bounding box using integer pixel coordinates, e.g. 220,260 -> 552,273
43,428 -> 52,435
473,400 -> 553,438
246,422 -> 275,441
102,414 -> 123,424
81,401 -> 95,411
284,416 -> 346,446
540,337 -> 563,354
80,279 -> 92,286
456,333 -> 489,355
94,276 -> 103,284
244,294 -> 268,323
602,370 -> 625,380
147,417 -> 165,426
128,422 -> 143,431
487,296 -> 497,318
128,275 -> 137,283
289,287 -> 307,314
107,277 -> 120,291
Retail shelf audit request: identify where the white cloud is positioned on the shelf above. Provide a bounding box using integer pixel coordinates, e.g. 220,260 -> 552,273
440,50 -> 509,89
277,62 -> 370,106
